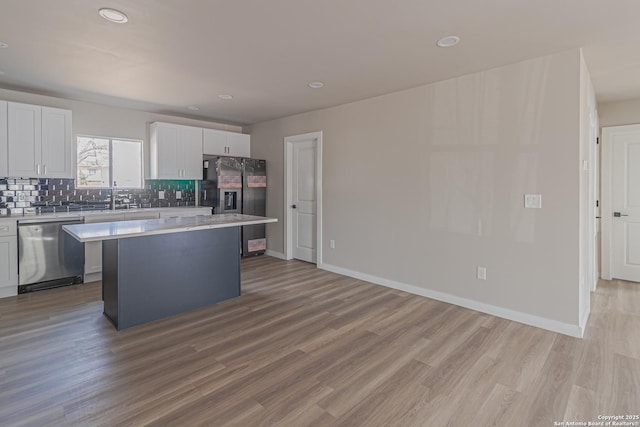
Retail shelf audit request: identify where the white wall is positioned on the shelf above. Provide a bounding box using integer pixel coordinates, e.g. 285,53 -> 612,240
598,98 -> 640,127
251,49 -> 586,335
0,88 -> 242,177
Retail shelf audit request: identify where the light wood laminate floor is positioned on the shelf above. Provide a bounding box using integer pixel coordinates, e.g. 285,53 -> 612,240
0,256 -> 638,426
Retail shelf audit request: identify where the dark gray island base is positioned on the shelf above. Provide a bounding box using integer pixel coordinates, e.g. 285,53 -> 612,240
102,227 -> 240,330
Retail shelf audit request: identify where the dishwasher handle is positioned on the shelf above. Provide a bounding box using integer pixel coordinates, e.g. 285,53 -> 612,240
18,217 -> 84,226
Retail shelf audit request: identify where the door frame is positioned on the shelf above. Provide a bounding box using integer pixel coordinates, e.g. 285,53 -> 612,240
284,131 -> 323,264
600,124 -> 640,280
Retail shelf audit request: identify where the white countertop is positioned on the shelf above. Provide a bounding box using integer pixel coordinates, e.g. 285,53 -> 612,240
0,207 -> 212,226
63,214 -> 277,242
7,206 -> 209,219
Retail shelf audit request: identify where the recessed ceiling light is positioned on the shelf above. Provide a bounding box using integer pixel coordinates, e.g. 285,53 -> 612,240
436,36 -> 460,48
0,42 -> 8,48
308,82 -> 324,89
218,94 -> 233,100
187,106 -> 200,111
98,8 -> 129,24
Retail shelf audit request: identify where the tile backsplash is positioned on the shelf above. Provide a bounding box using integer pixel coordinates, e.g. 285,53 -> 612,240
0,178 -> 198,215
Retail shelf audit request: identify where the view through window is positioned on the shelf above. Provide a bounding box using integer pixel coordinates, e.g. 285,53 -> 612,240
77,136 -> 143,188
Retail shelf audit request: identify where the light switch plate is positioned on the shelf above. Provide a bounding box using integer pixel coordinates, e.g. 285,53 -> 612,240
524,194 -> 542,209
176,191 -> 182,200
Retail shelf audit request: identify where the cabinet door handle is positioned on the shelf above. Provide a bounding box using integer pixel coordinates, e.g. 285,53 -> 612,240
37,164 -> 41,175
43,165 -> 47,175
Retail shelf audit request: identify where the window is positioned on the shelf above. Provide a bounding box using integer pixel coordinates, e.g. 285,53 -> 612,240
77,136 -> 143,188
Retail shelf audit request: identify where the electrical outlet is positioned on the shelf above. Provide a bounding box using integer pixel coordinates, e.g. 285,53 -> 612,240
477,266 -> 487,280
524,194 -> 542,209
176,191 -> 182,200
158,191 -> 165,200
330,239 -> 336,249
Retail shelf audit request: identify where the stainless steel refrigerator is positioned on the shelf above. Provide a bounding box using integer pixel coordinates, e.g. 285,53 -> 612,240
202,156 -> 267,257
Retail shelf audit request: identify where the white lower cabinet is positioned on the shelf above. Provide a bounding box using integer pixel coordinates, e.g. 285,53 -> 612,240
84,214 -> 124,277
0,235 -> 18,297
84,241 -> 103,276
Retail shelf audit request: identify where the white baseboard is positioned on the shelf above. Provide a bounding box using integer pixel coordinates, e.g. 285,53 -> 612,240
0,285 -> 17,299
84,272 -> 102,284
318,262 -> 583,338
265,250 -> 287,260
579,307 -> 590,338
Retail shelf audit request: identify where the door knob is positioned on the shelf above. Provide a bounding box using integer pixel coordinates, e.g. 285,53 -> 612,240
291,204 -> 297,209
613,212 -> 629,217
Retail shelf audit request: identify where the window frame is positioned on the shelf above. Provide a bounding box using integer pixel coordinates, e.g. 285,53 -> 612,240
76,134 -> 145,190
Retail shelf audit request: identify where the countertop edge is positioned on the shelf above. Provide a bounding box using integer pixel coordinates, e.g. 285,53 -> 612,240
63,217 -> 277,243
0,206 -> 213,223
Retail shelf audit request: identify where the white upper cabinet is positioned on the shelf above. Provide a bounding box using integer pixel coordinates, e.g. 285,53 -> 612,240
6,102 -> 73,179
150,123 -> 180,179
7,102 -> 41,178
202,129 -> 227,156
41,107 -> 73,178
227,132 -> 250,157
0,101 -> 7,177
180,125 -> 205,179
203,128 -> 250,157
149,122 -> 203,180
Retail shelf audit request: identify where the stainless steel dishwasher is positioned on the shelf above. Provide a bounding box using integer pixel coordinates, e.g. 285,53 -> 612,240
18,217 -> 85,293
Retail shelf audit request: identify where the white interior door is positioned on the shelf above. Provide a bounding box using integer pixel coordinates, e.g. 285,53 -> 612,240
612,130 -> 640,282
292,140 -> 317,263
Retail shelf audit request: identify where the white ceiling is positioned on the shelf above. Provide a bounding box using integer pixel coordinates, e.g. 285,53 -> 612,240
0,0 -> 638,125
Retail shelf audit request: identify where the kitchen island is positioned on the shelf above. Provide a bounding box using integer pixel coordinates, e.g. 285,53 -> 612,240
63,214 -> 277,330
